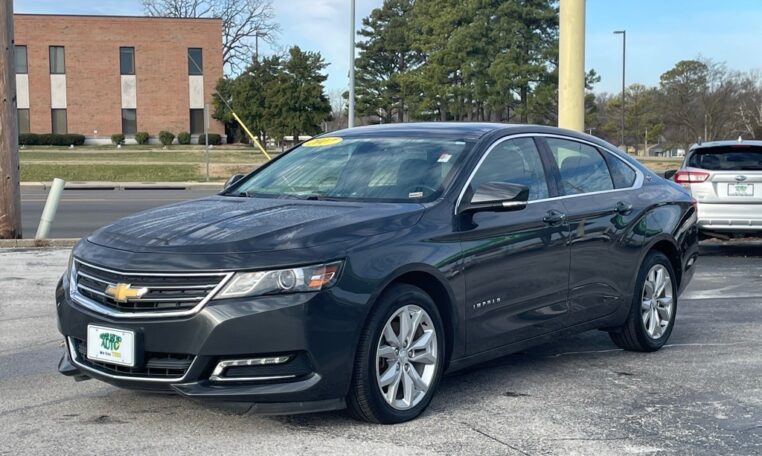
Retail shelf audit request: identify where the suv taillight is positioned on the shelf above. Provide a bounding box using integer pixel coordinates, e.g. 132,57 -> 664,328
673,170 -> 709,187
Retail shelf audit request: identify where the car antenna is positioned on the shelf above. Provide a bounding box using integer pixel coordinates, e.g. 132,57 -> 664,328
738,135 -> 743,143
697,136 -> 702,145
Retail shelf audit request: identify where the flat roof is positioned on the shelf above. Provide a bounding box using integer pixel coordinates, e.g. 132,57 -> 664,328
14,13 -> 221,21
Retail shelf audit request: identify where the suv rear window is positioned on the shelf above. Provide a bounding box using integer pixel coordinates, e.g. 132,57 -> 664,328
688,146 -> 762,171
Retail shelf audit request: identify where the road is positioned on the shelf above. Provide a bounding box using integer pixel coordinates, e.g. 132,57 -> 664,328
1,242 -> 760,455
21,187 -> 218,239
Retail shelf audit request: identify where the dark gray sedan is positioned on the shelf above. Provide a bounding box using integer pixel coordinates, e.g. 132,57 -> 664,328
56,123 -> 699,423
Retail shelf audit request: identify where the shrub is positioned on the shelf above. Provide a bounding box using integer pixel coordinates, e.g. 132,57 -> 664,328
197,133 -> 222,146
177,131 -> 191,145
38,133 -> 55,145
158,131 -> 175,146
66,134 -> 86,146
135,131 -> 150,145
111,133 -> 125,146
19,133 -> 39,146
36,133 -> 85,146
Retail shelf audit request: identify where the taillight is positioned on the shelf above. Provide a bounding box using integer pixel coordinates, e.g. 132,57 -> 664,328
673,170 -> 709,187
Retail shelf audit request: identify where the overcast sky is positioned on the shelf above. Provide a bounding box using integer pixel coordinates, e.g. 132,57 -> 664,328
14,0 -> 762,94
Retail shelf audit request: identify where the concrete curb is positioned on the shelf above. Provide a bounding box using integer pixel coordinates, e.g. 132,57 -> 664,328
20,181 -> 224,191
0,238 -> 79,249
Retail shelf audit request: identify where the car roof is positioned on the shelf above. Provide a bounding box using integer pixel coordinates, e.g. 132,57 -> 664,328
327,122 -> 599,142
691,140 -> 762,150
329,122 -> 506,140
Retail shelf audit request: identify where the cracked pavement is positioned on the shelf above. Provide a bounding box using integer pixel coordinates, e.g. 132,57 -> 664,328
1,241 -> 761,455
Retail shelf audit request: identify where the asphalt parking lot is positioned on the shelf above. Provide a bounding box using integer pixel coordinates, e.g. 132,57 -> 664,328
1,242 -> 761,455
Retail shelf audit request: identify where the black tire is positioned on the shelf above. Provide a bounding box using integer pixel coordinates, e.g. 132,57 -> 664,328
609,251 -> 678,352
347,284 -> 445,424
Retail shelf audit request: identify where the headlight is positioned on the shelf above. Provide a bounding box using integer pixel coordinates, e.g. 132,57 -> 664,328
214,261 -> 343,300
65,250 -> 74,280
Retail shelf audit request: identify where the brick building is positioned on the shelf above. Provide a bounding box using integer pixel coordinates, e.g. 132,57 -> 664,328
13,14 -> 224,143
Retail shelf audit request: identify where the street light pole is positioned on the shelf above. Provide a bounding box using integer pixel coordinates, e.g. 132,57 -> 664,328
614,30 -> 626,152
348,0 -> 356,128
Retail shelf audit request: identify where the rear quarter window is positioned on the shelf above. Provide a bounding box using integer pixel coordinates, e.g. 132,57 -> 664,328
605,154 -> 637,188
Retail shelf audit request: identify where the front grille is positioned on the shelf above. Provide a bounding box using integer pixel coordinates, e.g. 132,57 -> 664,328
72,259 -> 230,315
71,337 -> 193,379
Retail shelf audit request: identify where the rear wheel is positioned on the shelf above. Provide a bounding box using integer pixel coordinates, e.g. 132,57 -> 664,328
609,251 -> 677,352
347,284 -> 445,424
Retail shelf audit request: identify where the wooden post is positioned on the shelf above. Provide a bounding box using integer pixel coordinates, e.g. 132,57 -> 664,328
0,0 -> 21,239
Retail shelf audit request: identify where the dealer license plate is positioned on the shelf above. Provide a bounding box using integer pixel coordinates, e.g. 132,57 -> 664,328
86,325 -> 135,367
728,183 -> 754,196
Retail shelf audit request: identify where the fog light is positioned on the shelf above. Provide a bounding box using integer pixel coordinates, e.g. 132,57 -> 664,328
210,356 -> 293,382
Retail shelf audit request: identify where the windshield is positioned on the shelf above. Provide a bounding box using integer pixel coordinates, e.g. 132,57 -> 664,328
231,136 -> 471,202
688,146 -> 762,171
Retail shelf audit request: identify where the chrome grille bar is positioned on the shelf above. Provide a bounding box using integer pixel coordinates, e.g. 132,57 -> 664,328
70,259 -> 234,319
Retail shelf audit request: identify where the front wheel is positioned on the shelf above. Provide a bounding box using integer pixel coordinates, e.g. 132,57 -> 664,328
347,284 -> 445,423
609,251 -> 677,352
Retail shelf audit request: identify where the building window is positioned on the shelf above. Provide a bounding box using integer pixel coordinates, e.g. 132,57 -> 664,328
122,109 -> 137,135
189,109 -> 204,134
49,46 -> 65,74
51,109 -> 67,134
120,47 -> 135,75
15,45 -> 27,74
188,48 -> 203,75
18,109 -> 30,134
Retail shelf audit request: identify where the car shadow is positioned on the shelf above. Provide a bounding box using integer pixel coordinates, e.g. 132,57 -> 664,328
699,239 -> 762,257
265,329 -> 653,428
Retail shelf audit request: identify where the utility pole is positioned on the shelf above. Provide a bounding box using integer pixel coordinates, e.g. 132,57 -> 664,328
558,0 -> 586,132
254,31 -> 265,62
645,128 -> 648,157
614,30 -> 626,151
348,0 -> 356,128
0,0 -> 21,239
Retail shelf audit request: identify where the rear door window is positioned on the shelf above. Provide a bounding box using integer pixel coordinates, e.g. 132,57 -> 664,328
688,146 -> 762,171
545,138 -> 614,195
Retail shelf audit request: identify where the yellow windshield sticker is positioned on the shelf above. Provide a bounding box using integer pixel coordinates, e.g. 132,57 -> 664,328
303,137 -> 343,147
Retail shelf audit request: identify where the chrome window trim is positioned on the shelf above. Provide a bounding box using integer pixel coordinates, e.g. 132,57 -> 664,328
454,133 -> 644,214
67,337 -> 196,383
70,259 -> 234,319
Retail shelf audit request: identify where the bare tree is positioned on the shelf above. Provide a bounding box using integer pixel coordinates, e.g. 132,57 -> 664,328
736,72 -> 762,139
142,0 -> 279,74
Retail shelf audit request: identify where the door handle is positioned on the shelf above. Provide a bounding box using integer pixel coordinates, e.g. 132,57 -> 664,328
615,201 -> 633,215
543,209 -> 566,225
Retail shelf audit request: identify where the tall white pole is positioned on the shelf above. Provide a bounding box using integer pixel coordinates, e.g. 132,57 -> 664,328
348,0 -> 356,128
558,0 -> 586,132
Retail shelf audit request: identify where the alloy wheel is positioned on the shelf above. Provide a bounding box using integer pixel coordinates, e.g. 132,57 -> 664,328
641,264 -> 674,339
375,305 -> 438,410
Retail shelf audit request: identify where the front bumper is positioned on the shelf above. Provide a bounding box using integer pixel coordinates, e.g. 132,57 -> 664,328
56,276 -> 364,414
696,202 -> 762,232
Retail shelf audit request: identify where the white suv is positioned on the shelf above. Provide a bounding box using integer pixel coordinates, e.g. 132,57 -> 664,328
670,140 -> 762,237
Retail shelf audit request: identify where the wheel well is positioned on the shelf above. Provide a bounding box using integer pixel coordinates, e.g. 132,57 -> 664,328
391,271 -> 455,368
649,240 -> 682,287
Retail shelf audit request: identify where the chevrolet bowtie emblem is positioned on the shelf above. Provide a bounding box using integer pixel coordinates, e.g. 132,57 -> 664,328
105,283 -> 148,303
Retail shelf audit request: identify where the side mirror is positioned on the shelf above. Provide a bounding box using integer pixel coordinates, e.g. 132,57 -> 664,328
224,173 -> 245,189
459,182 -> 529,215
664,169 -> 678,180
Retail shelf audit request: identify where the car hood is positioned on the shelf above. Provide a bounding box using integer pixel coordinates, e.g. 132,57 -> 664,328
87,196 -> 424,254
